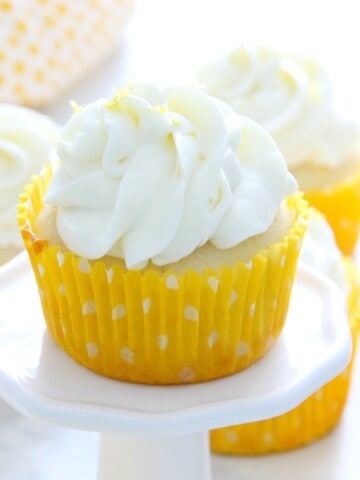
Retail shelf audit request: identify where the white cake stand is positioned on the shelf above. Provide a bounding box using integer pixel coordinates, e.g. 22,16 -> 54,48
0,257 -> 352,480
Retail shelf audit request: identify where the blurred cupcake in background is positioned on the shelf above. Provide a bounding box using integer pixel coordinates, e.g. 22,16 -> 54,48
210,208 -> 360,454
0,104 -> 58,266
0,0 -> 135,107
197,46 -> 360,255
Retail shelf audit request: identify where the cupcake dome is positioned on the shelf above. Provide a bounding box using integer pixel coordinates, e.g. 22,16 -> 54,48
18,84 -> 308,385
0,0 -> 134,106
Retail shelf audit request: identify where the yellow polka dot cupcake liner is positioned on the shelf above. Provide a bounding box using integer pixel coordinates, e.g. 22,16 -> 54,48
18,168 -> 308,385
305,171 -> 360,256
0,0 -> 134,106
210,259 -> 360,454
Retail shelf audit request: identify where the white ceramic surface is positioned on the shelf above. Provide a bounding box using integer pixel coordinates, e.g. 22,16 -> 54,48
0,256 -> 353,480
0,256 -> 351,437
1,370 -> 360,480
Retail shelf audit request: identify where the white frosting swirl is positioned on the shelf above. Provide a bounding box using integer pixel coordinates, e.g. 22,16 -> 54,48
0,105 -> 59,248
197,46 -> 358,169
300,209 -> 346,291
45,84 -> 296,269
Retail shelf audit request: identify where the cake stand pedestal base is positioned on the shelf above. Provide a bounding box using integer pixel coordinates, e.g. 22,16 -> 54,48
98,432 -> 211,480
0,261 -> 352,480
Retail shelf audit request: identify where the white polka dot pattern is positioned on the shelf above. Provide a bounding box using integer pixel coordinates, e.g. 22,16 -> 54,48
265,335 -> 276,350
86,342 -> 99,358
112,304 -> 126,320
225,430 -> 238,443
207,276 -> 219,292
229,290 -> 237,306
184,305 -> 199,321
165,274 -> 179,289
0,0 -> 135,106
106,269 -> 114,283
82,300 -> 96,315
156,335 -> 168,351
56,251 -> 64,266
207,330 -> 218,348
120,346 -> 134,364
262,432 -> 274,444
236,341 -> 250,357
37,264 -> 45,276
179,367 -> 195,382
78,258 -> 91,273
142,298 -> 152,314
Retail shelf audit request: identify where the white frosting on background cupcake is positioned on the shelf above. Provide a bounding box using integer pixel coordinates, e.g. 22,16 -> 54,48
0,104 -> 59,250
197,46 -> 358,169
300,209 -> 346,291
45,84 -> 297,269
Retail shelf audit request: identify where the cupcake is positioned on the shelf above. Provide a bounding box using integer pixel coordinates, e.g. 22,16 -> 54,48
197,46 -> 360,255
210,208 -> 360,454
0,104 -> 58,266
18,84 -> 307,385
0,0 -> 134,107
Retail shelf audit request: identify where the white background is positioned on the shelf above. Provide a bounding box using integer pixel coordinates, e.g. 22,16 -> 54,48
43,0 -> 360,123
2,0 -> 360,478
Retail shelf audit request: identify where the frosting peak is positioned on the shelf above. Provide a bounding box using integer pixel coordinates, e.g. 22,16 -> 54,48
45,84 -> 296,269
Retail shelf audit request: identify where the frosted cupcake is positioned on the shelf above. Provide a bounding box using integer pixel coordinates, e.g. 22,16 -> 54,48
211,209 -> 360,453
0,0 -> 134,106
18,84 -> 307,385
0,104 -> 58,266
197,46 -> 360,255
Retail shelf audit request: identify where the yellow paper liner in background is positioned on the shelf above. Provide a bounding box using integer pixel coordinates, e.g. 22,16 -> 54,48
210,259 -> 360,454
0,0 -> 134,106
18,168 -> 308,385
305,171 -> 360,256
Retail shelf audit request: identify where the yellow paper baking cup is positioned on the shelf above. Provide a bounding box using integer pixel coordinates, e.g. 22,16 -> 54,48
0,0 -> 134,106
210,260 -> 360,454
18,168 -> 308,385
305,171 -> 360,256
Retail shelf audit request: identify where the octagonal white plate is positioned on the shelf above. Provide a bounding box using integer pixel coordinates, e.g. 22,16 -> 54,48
0,256 -> 351,436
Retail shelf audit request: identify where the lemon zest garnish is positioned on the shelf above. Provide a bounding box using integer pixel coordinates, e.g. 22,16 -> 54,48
230,49 -> 250,68
208,185 -> 223,211
69,100 -> 83,114
172,118 -> 181,128
151,104 -> 168,114
279,68 -> 296,89
106,86 -> 133,112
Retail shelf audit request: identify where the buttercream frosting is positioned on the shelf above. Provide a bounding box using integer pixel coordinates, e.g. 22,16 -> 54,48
0,105 -> 59,248
300,209 -> 346,291
45,84 -> 297,269
197,46 -> 358,169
